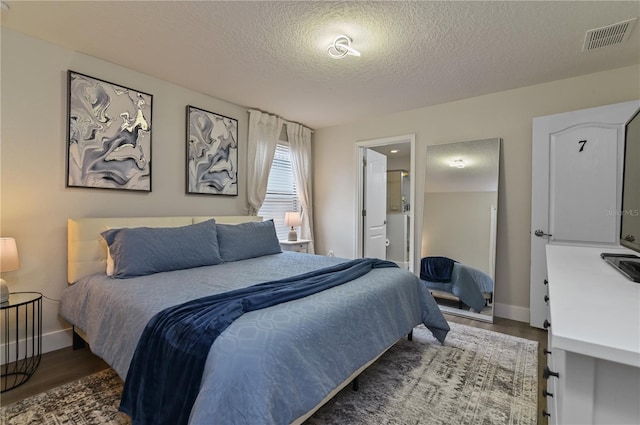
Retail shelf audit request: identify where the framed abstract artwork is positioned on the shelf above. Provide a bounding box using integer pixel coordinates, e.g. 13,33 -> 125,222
186,105 -> 238,196
66,70 -> 152,191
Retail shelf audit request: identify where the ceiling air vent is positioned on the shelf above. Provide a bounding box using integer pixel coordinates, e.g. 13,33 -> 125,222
583,18 -> 637,51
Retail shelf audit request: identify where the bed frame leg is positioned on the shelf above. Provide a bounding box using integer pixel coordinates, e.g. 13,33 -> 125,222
352,376 -> 359,391
408,329 -> 413,341
72,327 -> 86,350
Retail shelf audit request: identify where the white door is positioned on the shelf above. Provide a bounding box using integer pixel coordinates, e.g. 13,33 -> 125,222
386,213 -> 409,267
530,100 -> 640,328
364,149 -> 387,259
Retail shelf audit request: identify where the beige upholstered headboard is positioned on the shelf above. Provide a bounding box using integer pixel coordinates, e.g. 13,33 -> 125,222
67,216 -> 262,284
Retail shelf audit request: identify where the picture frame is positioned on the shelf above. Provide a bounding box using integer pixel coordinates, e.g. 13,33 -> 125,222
66,70 -> 153,191
186,105 -> 238,196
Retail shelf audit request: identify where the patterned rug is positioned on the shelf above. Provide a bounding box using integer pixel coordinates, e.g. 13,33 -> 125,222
1,322 -> 538,425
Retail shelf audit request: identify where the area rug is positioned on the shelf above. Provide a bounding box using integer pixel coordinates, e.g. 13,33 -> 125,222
1,322 -> 538,425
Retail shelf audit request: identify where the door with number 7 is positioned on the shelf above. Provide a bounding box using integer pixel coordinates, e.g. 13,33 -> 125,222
529,100 -> 640,328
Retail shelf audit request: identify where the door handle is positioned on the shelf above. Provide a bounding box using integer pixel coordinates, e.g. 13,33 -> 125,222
534,229 -> 552,237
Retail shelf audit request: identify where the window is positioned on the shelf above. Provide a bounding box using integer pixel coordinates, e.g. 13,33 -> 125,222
259,144 -> 300,240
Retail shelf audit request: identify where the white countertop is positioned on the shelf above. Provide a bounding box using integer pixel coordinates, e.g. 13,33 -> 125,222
546,244 -> 640,368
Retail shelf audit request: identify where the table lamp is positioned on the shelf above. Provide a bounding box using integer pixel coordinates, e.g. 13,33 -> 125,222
0,237 -> 20,303
284,212 -> 302,241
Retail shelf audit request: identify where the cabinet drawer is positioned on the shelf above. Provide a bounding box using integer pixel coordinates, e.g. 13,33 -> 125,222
279,242 -> 309,253
548,347 -> 565,424
546,377 -> 558,425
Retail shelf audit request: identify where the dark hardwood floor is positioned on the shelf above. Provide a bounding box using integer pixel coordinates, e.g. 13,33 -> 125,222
1,314 -> 548,424
1,343 -> 109,406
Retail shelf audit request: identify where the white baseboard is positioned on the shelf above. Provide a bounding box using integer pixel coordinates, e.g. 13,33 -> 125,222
43,328 -> 74,353
0,328 -> 73,365
494,302 -> 530,323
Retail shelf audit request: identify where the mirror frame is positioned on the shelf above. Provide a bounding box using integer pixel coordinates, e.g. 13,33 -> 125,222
421,138 -> 501,323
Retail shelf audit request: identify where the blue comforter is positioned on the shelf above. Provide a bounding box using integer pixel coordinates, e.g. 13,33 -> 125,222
60,252 -> 449,425
421,262 -> 494,313
120,258 -> 398,425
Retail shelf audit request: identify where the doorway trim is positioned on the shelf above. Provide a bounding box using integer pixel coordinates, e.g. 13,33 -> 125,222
355,134 -> 416,272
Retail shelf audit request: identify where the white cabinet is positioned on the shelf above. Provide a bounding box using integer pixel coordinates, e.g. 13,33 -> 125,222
544,245 -> 640,424
279,239 -> 312,253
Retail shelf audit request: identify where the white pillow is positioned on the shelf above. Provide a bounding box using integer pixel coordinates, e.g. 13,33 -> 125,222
99,229 -> 115,277
106,246 -> 115,276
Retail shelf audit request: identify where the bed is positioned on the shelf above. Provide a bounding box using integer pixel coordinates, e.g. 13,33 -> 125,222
419,257 -> 494,313
59,216 -> 450,425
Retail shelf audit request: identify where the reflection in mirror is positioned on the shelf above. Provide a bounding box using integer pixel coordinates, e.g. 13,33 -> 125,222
421,138 -> 500,322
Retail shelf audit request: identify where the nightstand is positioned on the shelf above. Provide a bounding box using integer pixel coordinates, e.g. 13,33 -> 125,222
1,292 -> 42,392
279,239 -> 312,253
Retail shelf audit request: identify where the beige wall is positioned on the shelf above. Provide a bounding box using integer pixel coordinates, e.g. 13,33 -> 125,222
386,155 -> 410,171
313,65 -> 640,321
422,191 -> 495,275
1,30 -> 250,351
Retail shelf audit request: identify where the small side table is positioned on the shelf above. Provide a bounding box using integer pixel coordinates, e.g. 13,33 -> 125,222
1,292 -> 42,392
279,239 -> 312,253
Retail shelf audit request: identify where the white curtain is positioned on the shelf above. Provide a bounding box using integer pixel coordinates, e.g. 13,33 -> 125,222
247,110 -> 283,215
287,122 -> 315,254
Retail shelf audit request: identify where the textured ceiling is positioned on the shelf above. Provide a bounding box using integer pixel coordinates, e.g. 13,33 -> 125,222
2,1 -> 639,129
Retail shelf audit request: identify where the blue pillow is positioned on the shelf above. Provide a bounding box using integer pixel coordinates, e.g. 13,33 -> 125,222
217,220 -> 282,262
101,219 -> 222,278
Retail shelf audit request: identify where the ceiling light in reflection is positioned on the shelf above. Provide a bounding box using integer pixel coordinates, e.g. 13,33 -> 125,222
449,159 -> 466,168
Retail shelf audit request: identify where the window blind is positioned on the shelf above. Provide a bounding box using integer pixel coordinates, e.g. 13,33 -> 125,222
259,144 -> 300,240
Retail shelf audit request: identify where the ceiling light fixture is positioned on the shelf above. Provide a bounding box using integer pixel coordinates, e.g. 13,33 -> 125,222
327,35 -> 361,59
449,159 -> 466,168
390,149 -> 399,154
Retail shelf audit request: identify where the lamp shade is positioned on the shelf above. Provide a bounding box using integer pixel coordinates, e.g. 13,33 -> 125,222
284,212 -> 302,227
0,238 -> 20,272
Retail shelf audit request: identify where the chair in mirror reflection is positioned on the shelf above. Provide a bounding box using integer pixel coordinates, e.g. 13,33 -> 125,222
421,138 -> 500,322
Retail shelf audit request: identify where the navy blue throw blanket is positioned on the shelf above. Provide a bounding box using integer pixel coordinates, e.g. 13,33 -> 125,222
119,258 -> 397,425
420,256 -> 456,283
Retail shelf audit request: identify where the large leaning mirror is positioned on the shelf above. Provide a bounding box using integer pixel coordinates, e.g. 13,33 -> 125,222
421,138 -> 500,323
